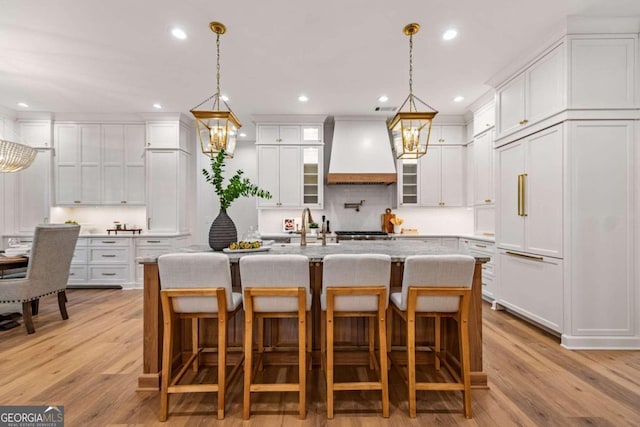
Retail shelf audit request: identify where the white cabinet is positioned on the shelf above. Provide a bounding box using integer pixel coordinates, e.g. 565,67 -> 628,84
472,102 -> 495,136
398,146 -> 465,207
569,37 -> 636,109
473,129 -> 495,205
496,43 -> 565,139
460,238 -> 496,300
257,145 -> 323,209
496,124 -> 563,258
146,149 -> 189,233
497,250 -> 563,332
257,145 -> 301,208
55,123 -> 146,205
12,148 -> 52,233
257,124 -> 322,145
54,123 -> 101,205
430,125 -> 465,145
564,120 -> 636,345
101,124 -> 145,205
18,120 -> 51,148
67,237 -> 132,288
146,121 -> 191,152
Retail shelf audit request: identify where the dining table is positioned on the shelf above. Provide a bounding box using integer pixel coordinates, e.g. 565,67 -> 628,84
0,255 -> 29,278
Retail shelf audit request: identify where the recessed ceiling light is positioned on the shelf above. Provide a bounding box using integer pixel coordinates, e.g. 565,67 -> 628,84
152,103 -> 162,109
17,102 -> 29,108
453,96 -> 464,103
442,29 -> 458,41
239,133 -> 247,138
171,28 -> 187,40
220,95 -> 229,102
298,95 -> 309,102
378,95 -> 389,103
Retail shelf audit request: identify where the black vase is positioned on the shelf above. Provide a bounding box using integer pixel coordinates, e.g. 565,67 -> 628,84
209,208 -> 237,251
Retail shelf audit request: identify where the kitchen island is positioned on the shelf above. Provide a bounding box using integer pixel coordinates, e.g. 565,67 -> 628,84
137,240 -> 489,391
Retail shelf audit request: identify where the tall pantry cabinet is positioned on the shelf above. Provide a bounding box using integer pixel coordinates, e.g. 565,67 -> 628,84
492,19 -> 639,348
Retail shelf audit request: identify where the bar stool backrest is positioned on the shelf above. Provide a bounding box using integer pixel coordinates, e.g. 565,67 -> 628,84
401,255 -> 475,312
322,254 -> 391,311
158,253 -> 232,313
239,254 -> 310,312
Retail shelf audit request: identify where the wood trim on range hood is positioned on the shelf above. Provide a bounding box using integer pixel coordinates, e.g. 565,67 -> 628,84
326,173 -> 397,185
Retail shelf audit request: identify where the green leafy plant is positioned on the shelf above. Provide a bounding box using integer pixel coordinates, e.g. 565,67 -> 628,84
309,222 -> 319,229
202,149 -> 272,209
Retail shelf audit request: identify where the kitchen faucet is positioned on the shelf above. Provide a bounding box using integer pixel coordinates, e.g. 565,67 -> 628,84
300,208 -> 314,246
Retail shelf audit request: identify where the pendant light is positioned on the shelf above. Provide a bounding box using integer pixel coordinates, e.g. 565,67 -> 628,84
388,23 -> 438,160
191,21 -> 241,158
0,138 -> 37,172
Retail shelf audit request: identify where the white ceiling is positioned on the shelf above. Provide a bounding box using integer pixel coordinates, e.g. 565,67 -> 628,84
1,0 -> 640,138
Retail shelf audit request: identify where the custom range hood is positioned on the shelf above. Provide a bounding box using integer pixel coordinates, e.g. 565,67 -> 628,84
326,116 -> 397,184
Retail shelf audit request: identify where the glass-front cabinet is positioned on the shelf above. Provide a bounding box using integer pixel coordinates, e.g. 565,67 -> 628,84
302,146 -> 322,207
399,160 -> 418,205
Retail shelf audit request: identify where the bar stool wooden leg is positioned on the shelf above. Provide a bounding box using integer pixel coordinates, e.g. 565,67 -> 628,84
386,305 -> 393,370
297,289 -> 307,419
243,300 -> 254,420
257,315 -> 264,371
192,318 -> 199,372
306,311 -> 312,370
326,300 -> 335,419
160,297 -> 173,422
378,297 -> 390,418
435,315 -> 441,371
459,300 -> 472,418
321,311 -> 326,373
369,317 -> 375,370
217,314 -> 227,419
407,291 -> 418,418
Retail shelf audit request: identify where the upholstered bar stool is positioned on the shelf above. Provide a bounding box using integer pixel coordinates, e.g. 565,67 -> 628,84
157,253 -> 243,421
239,254 -> 311,420
388,254 -> 475,418
321,254 -> 391,418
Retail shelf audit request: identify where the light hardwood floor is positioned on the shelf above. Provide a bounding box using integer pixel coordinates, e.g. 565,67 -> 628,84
0,289 -> 638,426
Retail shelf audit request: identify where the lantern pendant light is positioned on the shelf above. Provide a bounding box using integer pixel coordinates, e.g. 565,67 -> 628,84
191,21 -> 241,158
388,23 -> 438,160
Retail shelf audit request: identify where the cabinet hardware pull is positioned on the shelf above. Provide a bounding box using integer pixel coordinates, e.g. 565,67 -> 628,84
146,240 -> 161,243
147,218 -> 151,229
485,123 -> 490,127
475,244 -> 487,248
522,173 -> 528,216
517,174 -> 524,216
522,119 -> 529,124
506,251 -> 543,261
74,200 -> 81,204
121,201 -> 127,204
69,273 -> 75,276
484,199 -> 492,203
102,273 -> 117,276
102,254 -> 117,257
101,241 -> 116,244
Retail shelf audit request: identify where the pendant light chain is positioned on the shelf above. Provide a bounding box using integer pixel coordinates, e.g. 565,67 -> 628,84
215,32 -> 221,110
408,33 -> 416,112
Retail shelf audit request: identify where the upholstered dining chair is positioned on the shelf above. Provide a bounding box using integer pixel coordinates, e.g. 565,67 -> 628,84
388,254 -> 475,418
239,254 -> 312,420
0,224 -> 80,334
321,254 -> 391,419
157,252 -> 243,421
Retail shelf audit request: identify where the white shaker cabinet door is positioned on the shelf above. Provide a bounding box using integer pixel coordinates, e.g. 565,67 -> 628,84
277,146 -> 301,207
496,140 -> 525,252
418,146 -> 441,206
257,146 -> 280,207
524,125 -> 563,258
440,146 -> 465,207
497,74 -> 526,137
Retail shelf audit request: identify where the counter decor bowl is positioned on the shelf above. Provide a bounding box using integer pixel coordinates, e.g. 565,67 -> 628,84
202,149 -> 272,251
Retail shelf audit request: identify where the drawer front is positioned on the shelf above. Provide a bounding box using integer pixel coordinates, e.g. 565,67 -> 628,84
68,265 -> 88,283
469,240 -> 495,253
89,238 -> 130,247
72,247 -> 88,264
89,248 -> 130,263
136,237 -> 171,247
89,265 -> 129,282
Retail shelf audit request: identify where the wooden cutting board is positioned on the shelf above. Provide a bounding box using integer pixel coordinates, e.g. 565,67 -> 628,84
381,208 -> 395,233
